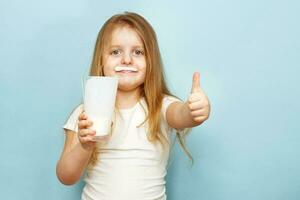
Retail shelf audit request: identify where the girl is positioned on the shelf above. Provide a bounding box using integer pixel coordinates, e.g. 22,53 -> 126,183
56,12 -> 210,200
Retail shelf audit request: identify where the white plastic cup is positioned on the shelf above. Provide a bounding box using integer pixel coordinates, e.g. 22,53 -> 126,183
83,76 -> 118,140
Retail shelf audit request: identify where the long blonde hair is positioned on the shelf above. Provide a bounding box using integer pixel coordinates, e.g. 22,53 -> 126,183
86,12 -> 193,170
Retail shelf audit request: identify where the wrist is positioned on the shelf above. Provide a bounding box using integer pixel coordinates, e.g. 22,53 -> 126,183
182,100 -> 202,127
78,143 -> 95,154
182,101 -> 192,118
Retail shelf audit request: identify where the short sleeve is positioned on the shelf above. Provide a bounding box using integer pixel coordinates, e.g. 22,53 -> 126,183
62,104 -> 84,133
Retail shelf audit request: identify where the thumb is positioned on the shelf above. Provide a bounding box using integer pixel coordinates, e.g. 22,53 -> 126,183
191,72 -> 201,93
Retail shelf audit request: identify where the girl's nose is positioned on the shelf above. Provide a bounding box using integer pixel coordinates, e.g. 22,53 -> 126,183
121,52 -> 132,65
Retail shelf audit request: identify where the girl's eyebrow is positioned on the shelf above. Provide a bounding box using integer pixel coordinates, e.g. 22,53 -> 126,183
109,44 -> 144,49
109,45 -> 121,48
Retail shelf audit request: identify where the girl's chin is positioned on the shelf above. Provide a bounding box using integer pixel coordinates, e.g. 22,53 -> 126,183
115,73 -> 138,77
117,81 -> 144,91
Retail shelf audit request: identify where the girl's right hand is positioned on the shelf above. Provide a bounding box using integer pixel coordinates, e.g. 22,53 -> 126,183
77,111 -> 97,151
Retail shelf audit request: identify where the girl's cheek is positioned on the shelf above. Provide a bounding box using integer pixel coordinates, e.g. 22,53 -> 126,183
103,58 -> 119,68
108,56 -> 122,64
132,57 -> 143,65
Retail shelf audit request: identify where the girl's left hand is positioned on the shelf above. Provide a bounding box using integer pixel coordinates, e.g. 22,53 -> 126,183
187,72 -> 211,123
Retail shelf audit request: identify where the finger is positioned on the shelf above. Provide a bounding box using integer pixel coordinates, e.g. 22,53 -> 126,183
78,112 -> 87,120
188,101 -> 203,111
190,109 -> 205,117
193,116 -> 207,123
79,136 -> 97,146
191,72 -> 201,93
78,129 -> 96,137
81,136 -> 97,143
188,93 -> 202,103
78,120 -> 93,129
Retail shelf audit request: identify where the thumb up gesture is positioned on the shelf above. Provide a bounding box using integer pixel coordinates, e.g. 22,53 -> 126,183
187,72 -> 211,123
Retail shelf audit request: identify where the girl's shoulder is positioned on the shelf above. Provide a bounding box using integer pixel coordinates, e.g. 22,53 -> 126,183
66,103 -> 84,121
71,103 -> 84,114
62,103 -> 83,133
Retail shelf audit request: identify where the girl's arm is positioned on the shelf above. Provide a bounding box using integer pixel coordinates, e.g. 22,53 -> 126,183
56,130 -> 93,185
166,72 -> 211,130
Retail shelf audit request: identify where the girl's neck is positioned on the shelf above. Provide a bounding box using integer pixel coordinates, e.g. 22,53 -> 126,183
116,88 -> 141,109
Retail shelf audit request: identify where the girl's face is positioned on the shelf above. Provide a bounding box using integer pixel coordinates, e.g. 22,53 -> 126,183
102,26 -> 146,92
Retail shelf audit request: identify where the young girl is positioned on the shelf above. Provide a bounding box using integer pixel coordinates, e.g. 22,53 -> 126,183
56,12 -> 210,200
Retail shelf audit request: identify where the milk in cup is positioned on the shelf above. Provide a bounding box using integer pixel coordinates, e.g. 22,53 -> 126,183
83,76 -> 118,140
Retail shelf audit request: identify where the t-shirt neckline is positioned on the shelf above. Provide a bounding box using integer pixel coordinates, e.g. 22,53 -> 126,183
118,97 -> 144,114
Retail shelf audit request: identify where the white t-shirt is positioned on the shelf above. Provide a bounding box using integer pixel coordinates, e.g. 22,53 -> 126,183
62,95 -> 183,200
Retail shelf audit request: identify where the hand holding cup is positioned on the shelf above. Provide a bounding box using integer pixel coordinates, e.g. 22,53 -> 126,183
77,111 -> 97,151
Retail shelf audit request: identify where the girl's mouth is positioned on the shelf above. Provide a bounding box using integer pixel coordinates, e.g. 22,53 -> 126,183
117,70 -> 138,74
114,66 -> 138,74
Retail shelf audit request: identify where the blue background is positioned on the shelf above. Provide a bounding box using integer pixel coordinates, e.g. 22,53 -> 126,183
0,0 -> 299,199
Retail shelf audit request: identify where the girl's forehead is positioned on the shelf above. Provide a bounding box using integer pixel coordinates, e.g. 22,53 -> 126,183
108,26 -> 144,47
112,25 -> 135,35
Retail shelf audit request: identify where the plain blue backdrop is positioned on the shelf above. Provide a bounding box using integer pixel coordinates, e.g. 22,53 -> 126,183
0,0 -> 299,199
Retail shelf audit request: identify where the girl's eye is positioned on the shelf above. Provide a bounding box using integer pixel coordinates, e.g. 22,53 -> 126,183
111,49 -> 121,55
134,49 -> 144,56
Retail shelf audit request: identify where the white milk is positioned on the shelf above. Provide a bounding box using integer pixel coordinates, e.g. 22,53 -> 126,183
88,116 -> 112,136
